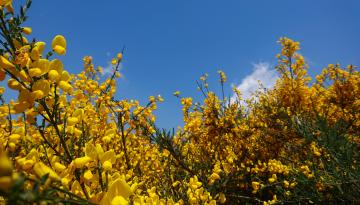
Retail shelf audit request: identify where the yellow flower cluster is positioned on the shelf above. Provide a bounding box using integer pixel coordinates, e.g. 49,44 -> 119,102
0,2 -> 359,205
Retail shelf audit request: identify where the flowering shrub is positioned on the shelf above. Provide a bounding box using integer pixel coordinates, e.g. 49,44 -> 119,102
0,1 -> 359,204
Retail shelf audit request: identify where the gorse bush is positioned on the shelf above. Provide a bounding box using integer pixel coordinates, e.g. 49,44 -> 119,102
0,1 -> 359,205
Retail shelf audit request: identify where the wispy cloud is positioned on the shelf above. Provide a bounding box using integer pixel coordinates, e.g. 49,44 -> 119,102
231,62 -> 278,102
101,61 -> 123,77
102,62 -> 115,76
100,51 -> 124,77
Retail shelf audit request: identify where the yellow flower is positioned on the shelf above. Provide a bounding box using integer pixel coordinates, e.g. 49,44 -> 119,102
268,177 -> 276,183
30,59 -> 50,76
8,143 -> 16,151
8,78 -> 22,90
189,176 -> 202,190
22,27 -> 32,35
173,91 -> 181,97
252,181 -> 261,193
30,47 -> 40,61
111,196 -> 128,205
31,90 -> 44,100
52,35 -> 66,55
0,0 -> 12,6
73,109 -> 84,121
208,172 -> 220,185
22,159 -> 35,170
0,153 -> 12,177
268,174 -> 277,183
84,170 -> 93,181
54,162 -> 66,172
0,0 -> 13,13
28,68 -> 42,77
67,117 -> 79,126
208,200 -> 217,205
219,193 -> 226,204
283,180 -> 289,188
50,59 -> 64,73
157,95 -> 164,102
218,70 -> 227,83
100,178 -> 132,205
117,53 -> 123,60
73,127 -> 82,137
130,183 -> 139,195
33,162 -> 60,181
13,101 -> 30,113
15,70 -> 29,82
103,160 -> 112,171
32,79 -> 50,99
48,70 -> 60,82
100,150 -> 116,164
60,70 -> 71,81
8,133 -> 21,143
61,177 -> 70,186
71,180 -> 83,196
172,181 -> 180,187
34,42 -> 46,54
59,81 -> 73,94
0,55 -> 14,69
85,143 -> 98,160
0,176 -> 13,192
73,156 -> 92,168
209,173 -> 220,180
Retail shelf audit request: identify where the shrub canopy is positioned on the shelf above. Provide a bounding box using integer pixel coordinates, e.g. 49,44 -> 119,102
0,1 -> 359,204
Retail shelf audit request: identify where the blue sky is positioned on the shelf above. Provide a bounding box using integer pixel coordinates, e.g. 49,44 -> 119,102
12,0 -> 360,128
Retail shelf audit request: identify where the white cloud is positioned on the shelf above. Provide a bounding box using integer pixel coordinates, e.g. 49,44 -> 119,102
101,61 -> 123,76
231,62 -> 278,102
102,62 -> 114,76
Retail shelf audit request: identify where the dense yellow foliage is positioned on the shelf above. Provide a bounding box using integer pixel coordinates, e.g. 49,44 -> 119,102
0,1 -> 359,205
